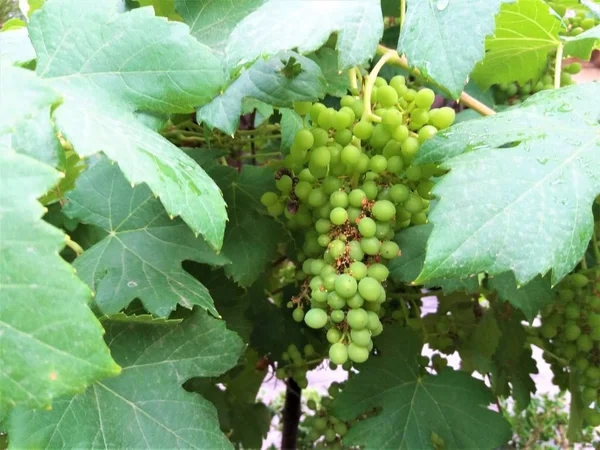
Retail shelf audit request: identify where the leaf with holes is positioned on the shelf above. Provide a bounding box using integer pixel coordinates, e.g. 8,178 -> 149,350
63,156 -> 229,317
414,83 -> 600,286
29,0 -> 228,249
471,0 -> 563,90
331,326 -> 511,449
7,310 -> 245,449
225,0 -> 383,71
398,0 -> 513,98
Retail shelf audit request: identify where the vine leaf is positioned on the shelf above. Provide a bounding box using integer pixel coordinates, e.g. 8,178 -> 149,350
415,83 -> 600,286
398,0 -> 513,98
202,163 -> 288,287
0,27 -> 35,66
176,0 -> 264,56
11,107 -> 63,168
197,52 -> 325,135
563,24 -> 600,60
28,0 -> 228,250
225,0 -> 383,71
0,67 -> 119,416
471,0 -> 562,90
63,156 -> 229,317
308,47 -> 352,97
7,311 -> 245,449
488,272 -> 554,322
280,108 -> 304,150
331,326 -> 511,450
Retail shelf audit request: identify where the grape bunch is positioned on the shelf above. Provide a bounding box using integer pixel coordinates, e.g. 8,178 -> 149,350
261,75 -> 455,365
276,344 -> 320,389
550,5 -> 600,37
301,383 -> 349,449
538,267 -> 600,428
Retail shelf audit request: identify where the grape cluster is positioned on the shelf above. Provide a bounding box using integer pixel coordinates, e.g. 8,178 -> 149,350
550,5 -> 600,37
301,383 -> 349,449
262,75 -> 455,365
276,344 -> 319,389
538,268 -> 600,428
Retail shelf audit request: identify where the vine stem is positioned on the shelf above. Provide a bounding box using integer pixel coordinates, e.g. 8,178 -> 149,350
65,235 -> 84,256
554,43 -> 564,90
400,0 -> 406,26
375,45 -> 496,116
348,67 -> 359,94
591,225 -> 600,262
281,378 -> 302,449
362,50 -> 396,122
239,151 -> 282,159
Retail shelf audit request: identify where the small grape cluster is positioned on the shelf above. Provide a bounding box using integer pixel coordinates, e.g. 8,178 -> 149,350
262,75 -> 455,365
538,268 -> 600,428
276,344 -> 319,389
301,383 -> 349,449
549,5 -> 600,37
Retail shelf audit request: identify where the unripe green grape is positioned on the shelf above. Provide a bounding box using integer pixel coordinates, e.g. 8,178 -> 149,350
351,328 -> 372,347
372,200 -> 396,221
358,277 -> 381,302
567,273 -> 588,287
323,273 -> 336,291
401,137 -> 420,162
367,263 -> 389,282
304,308 -> 328,329
565,304 -> 580,319
389,184 -> 409,204
330,207 -> 348,225
415,88 -> 435,109
261,192 -> 279,207
347,308 -> 369,329
411,108 -> 429,125
417,180 -> 435,200
565,324 -> 582,341
377,85 -> 398,108
404,193 -> 424,213
330,190 -> 349,208
335,274 -> 358,298
370,124 -> 392,150
327,291 -> 346,310
582,387 -> 597,405
571,27 -> 584,36
347,206 -> 362,223
310,103 -> 327,124
311,127 -> 329,147
308,188 -> 327,207
318,107 -> 336,129
293,308 -> 305,322
293,101 -> 312,116
329,342 -> 348,365
276,175 -> 293,193
369,154 -> 388,173
390,124 -> 408,143
380,240 -> 400,259
577,334 -> 593,351
318,234 -> 331,247
589,313 -> 600,327
312,288 -> 328,303
311,146 -> 331,168
348,241 -> 364,261
341,95 -> 356,107
382,109 -> 403,132
367,311 -> 381,330
298,168 -> 315,183
541,323 -> 557,339
347,293 -> 364,309
334,128 -> 353,146
374,76 -> 388,87
341,144 -> 360,166
329,239 -> 345,258
268,203 -> 285,217
506,83 -> 518,96
411,211 -> 428,225
354,153 -> 370,174
293,181 -> 311,201
349,189 -> 367,207
390,75 -> 406,92
362,181 -> 379,200
330,310 -> 344,323
374,221 -> 390,239
353,120 -> 373,140
358,217 -> 377,237
308,161 -> 327,179
586,366 -> 600,380
406,165 -> 423,181
350,99 -> 364,118
584,409 -> 600,427
361,236 -> 381,256
348,342 -> 369,363
349,261 -> 368,280
385,155 -> 403,174
294,128 -> 314,150
429,107 -> 455,130
418,125 -> 437,143
575,355 -> 589,371
333,110 -> 353,131
315,218 -> 331,234
383,140 -> 402,159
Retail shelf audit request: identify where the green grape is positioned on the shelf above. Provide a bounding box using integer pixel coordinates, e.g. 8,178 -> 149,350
311,146 -> 331,168
334,422 -> 348,436
429,106 -> 455,129
415,88 -> 435,109
369,155 -> 388,173
329,342 -> 348,365
318,234 -> 331,247
577,334 -> 593,351
568,273 -> 588,287
334,128 -> 353,146
372,200 -> 396,221
349,189 -> 367,207
341,144 -> 360,166
353,120 -> 373,140
565,323 -> 581,341
418,125 -> 437,143
341,95 -> 355,107
347,206 -> 362,223
330,190 -> 349,208
358,217 -> 377,237
358,277 -> 381,302
404,193 -> 424,213
308,188 -> 327,207
333,110 -> 353,131
295,128 -> 314,150
348,241 -> 364,261
390,75 -> 406,92
315,218 -> 331,234
295,181 -> 312,201
268,202 -> 285,217
348,342 -> 369,363
347,308 -> 369,329
350,99 -> 365,118
330,207 -> 348,225
327,327 -> 343,344
361,236 -> 381,256
370,124 -> 392,150
329,239 -> 345,258
367,263 -> 389,282
411,108 -> 429,125
380,240 -> 400,259
386,155 -> 404,174
406,165 -> 423,181
362,181 -> 379,200
261,192 -> 279,207
382,109 -> 403,132
392,124 -> 409,142
304,308 -> 328,329
327,291 -> 346,309
351,328 -> 371,346
349,261 -> 368,280
389,184 -> 410,203
312,127 -> 329,147
335,274 -> 358,298
276,175 -> 293,193
347,293 -> 364,309
401,137 -> 420,162
417,180 -> 435,200
377,85 -> 398,108
331,310 -> 345,323
318,107 -> 336,129
293,101 -> 312,116
314,416 -> 328,431
293,308 -> 305,322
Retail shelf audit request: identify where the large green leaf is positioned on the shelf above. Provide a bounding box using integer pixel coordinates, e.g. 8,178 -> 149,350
176,0 -> 264,55
389,223 -> 433,283
280,108 -> 304,150
11,107 -> 63,168
225,0 -> 383,71
308,47 -> 351,97
0,28 -> 35,65
7,311 -> 245,449
0,68 -> 118,416
398,0 -> 512,98
197,52 -> 325,135
471,0 -> 562,90
488,272 -> 553,322
28,0 -> 228,250
331,327 -> 511,449
414,83 -> 600,286
63,157 -> 229,317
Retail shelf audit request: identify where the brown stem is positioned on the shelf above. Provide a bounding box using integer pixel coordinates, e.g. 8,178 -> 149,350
281,378 -> 302,450
375,45 -> 496,117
